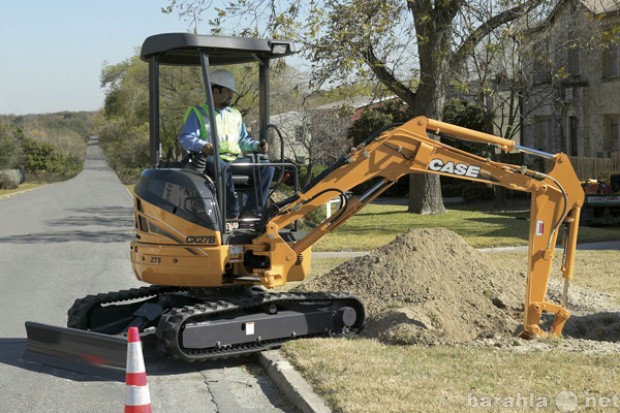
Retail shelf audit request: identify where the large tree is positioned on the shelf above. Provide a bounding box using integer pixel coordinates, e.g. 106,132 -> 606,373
164,0 -> 548,214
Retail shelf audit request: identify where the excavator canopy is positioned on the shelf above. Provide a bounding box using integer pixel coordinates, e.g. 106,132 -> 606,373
140,33 -> 298,66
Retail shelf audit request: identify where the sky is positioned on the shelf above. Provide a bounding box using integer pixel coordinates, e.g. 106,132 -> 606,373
0,0 -> 191,115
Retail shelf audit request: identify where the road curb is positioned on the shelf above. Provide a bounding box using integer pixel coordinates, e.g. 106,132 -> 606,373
0,184 -> 48,200
257,350 -> 332,413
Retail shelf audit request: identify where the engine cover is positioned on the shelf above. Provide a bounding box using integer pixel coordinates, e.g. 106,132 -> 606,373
135,168 -> 220,231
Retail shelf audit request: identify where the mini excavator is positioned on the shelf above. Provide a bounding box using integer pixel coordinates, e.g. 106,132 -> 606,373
25,33 -> 584,378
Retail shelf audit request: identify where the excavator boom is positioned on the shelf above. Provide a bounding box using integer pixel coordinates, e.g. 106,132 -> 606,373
254,116 -> 584,338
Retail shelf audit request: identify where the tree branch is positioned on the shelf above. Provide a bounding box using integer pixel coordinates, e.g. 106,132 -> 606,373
360,44 -> 417,106
434,0 -> 462,26
452,0 -> 544,69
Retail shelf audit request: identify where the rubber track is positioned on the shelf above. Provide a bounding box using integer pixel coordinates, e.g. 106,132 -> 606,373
67,285 -> 185,330
66,286 -> 365,361
157,291 -> 366,362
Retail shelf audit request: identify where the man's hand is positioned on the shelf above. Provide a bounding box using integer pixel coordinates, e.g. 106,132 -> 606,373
258,141 -> 268,154
202,143 -> 214,155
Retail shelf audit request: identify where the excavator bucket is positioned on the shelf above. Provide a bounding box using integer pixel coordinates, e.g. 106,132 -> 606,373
23,321 -> 131,381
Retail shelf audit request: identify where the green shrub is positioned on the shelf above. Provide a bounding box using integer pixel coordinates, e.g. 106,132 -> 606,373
21,138 -> 81,177
0,174 -> 18,189
0,123 -> 18,169
22,138 -> 55,172
462,183 -> 495,202
96,118 -> 150,183
347,100 -> 411,146
303,205 -> 328,227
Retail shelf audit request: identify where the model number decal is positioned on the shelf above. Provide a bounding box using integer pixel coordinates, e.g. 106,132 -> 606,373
428,159 -> 481,178
186,235 -> 217,244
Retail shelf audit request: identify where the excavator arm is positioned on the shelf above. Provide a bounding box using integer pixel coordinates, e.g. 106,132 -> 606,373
253,116 -> 584,339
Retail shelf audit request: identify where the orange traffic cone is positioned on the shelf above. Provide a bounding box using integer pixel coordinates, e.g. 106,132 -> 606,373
124,327 -> 152,413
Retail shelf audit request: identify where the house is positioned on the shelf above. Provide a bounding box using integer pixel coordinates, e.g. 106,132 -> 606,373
268,95 -> 399,163
521,0 -> 620,157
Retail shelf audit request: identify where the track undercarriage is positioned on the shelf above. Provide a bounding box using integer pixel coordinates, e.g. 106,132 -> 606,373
65,285 -> 365,362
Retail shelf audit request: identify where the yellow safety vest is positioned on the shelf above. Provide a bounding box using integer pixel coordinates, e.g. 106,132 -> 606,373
184,104 -> 245,161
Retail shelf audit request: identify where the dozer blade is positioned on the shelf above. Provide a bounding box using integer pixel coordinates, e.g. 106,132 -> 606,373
23,321 -> 130,381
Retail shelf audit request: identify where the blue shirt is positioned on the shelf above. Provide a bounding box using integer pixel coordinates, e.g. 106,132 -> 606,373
178,106 -> 257,154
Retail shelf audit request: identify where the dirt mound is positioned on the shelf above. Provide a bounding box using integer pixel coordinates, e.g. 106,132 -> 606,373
298,227 -> 620,348
297,228 -> 526,345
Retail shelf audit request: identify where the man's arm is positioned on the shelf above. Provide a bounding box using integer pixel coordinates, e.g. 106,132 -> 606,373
237,122 -> 261,153
179,111 -> 211,153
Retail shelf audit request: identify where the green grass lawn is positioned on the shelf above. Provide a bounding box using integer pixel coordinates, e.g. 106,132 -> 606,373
282,338 -> 620,413
313,203 -> 620,251
0,183 -> 45,198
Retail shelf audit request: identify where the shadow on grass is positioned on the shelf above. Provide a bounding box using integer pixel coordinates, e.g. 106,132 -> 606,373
341,211 -> 531,244
464,216 -> 530,242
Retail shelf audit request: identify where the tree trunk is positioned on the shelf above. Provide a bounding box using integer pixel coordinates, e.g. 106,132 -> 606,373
303,162 -> 314,188
481,100 -> 509,211
492,152 -> 509,211
403,2 -> 459,215
408,173 -> 445,214
493,186 -> 508,211
405,75 -> 449,214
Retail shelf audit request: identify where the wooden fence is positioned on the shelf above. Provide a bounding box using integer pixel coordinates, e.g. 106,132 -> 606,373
568,153 -> 620,180
502,153 -> 618,181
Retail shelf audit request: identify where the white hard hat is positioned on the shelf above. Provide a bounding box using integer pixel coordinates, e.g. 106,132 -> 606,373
210,69 -> 237,93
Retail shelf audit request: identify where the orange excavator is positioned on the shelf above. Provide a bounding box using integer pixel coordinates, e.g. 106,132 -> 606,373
25,33 -> 584,378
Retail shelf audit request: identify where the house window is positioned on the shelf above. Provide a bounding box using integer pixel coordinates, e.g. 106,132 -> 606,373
603,42 -> 619,79
567,45 -> 580,78
294,125 -> 306,143
533,116 -> 554,151
533,42 -> 551,85
569,116 -> 579,156
604,115 -> 620,153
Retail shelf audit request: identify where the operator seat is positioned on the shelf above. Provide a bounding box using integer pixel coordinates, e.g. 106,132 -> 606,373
181,151 -> 271,226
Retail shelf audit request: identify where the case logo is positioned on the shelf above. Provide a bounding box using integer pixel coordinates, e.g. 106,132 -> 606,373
428,159 -> 481,178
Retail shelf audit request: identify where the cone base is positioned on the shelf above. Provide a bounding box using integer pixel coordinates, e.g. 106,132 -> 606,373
124,404 -> 152,413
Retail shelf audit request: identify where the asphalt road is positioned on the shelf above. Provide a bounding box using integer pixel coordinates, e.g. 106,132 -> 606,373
0,138 -> 299,413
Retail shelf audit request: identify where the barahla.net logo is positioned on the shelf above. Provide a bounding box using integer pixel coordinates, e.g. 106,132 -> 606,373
467,390 -> 620,411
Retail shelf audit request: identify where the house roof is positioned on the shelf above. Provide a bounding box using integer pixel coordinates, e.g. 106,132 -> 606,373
315,95 -> 396,111
270,110 -> 303,124
581,0 -> 620,14
524,0 -> 620,35
271,95 -> 399,122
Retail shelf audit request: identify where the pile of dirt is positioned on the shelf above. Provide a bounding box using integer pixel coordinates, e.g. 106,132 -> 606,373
297,228 -> 526,345
298,227 -> 620,347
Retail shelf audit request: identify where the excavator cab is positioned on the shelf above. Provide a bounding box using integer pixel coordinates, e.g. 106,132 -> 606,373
140,33 -> 300,233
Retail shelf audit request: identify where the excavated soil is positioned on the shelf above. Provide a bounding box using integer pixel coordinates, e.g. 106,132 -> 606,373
296,228 -> 620,351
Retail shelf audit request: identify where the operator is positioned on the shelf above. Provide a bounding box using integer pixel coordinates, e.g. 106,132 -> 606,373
178,69 -> 274,223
